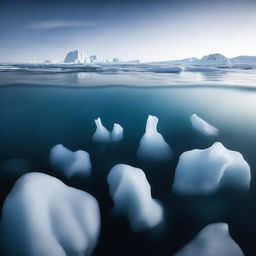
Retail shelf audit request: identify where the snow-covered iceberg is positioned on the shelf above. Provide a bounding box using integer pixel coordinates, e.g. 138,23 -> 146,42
0,172 -> 100,256
64,50 -> 89,64
197,53 -> 231,66
92,117 -> 110,143
172,142 -> 251,195
174,223 -> 244,256
111,123 -> 124,142
190,114 -> 219,136
137,115 -> 172,161
49,144 -> 91,178
107,164 -> 164,232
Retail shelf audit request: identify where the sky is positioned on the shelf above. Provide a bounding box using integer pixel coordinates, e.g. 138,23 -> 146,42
0,0 -> 256,62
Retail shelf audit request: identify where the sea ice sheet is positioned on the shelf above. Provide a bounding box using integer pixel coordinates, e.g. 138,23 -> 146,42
172,142 -> 251,195
107,164 -> 164,231
174,223 -> 244,256
0,172 -> 100,256
137,115 -> 172,161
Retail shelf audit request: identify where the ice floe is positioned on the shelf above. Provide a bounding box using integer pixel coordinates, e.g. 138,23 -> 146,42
111,123 -> 124,142
0,172 -> 100,256
107,164 -> 164,231
174,223 -> 244,256
137,115 -> 172,161
172,142 -> 251,195
92,117 -> 111,143
49,144 -> 91,178
190,113 -> 219,136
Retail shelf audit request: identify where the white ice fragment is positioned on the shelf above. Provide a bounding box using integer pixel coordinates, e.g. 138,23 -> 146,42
49,144 -> 91,178
172,142 -> 251,195
111,123 -> 124,142
92,117 -> 110,143
64,49 -> 89,63
137,115 -> 172,161
0,173 -> 100,256
174,223 -> 244,256
190,114 -> 219,136
107,164 -> 164,232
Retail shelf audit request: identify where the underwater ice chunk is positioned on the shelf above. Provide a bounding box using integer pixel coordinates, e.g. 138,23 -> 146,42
174,223 -> 244,256
107,164 -> 164,232
111,123 -> 124,142
49,144 -> 91,178
190,114 -> 219,136
137,115 -> 172,161
0,173 -> 100,256
92,117 -> 110,143
172,142 -> 251,195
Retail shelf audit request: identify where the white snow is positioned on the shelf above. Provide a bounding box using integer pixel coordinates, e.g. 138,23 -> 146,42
49,144 -> 91,178
172,142 -> 251,195
107,164 -> 164,231
137,115 -> 172,161
190,114 -> 219,136
111,123 -> 124,142
174,223 -> 244,256
0,172 -> 100,256
92,117 -> 110,143
64,50 -> 89,64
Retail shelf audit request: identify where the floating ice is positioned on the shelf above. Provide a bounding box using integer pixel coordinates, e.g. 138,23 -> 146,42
174,223 -> 244,256
198,53 -> 231,66
107,164 -> 164,231
64,50 -> 89,64
0,173 -> 100,256
137,115 -> 172,161
92,117 -> 110,143
172,142 -> 251,195
111,123 -> 124,142
49,144 -> 91,178
190,114 -> 219,136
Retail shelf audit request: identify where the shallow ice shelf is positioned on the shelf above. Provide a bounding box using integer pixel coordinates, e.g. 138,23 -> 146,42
137,115 -> 172,161
49,144 -> 91,178
107,164 -> 164,232
172,142 -> 251,195
0,173 -> 100,256
174,223 -> 244,256
190,113 -> 219,136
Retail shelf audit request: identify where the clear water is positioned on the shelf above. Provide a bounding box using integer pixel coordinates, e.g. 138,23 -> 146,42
0,71 -> 256,255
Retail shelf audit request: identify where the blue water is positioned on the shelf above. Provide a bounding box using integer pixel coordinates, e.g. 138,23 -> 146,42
0,79 -> 256,255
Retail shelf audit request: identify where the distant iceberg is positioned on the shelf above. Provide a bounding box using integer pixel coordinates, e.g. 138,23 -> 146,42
172,142 -> 251,195
64,50 -> 89,63
190,113 -> 219,136
137,115 -> 172,161
107,164 -> 164,231
0,173 -> 100,256
197,53 -> 231,66
174,223 -> 244,256
49,144 -> 91,178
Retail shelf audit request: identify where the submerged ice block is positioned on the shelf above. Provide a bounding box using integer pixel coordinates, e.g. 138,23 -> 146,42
174,223 -> 244,256
49,144 -> 91,178
0,173 -> 100,256
92,117 -> 110,143
190,113 -> 219,136
172,142 -> 251,195
111,123 -> 124,142
107,164 -> 164,231
137,115 -> 172,161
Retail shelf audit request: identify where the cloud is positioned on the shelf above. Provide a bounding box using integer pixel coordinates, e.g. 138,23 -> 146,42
27,20 -> 99,29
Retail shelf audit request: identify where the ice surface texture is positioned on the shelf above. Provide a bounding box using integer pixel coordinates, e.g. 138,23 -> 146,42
0,172 -> 100,256
49,144 -> 91,178
172,142 -> 251,195
174,223 -> 244,256
190,114 -> 219,136
137,115 -> 172,161
92,117 -> 123,143
107,164 -> 164,231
